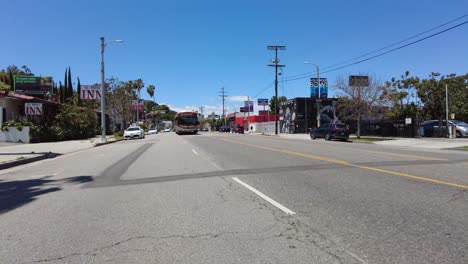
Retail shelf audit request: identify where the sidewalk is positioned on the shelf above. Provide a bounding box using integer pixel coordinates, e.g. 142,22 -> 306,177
254,132 -> 468,150
0,136 -> 120,170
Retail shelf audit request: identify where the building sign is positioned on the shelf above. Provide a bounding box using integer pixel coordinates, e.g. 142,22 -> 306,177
257,98 -> 269,106
14,76 -> 53,95
25,103 -> 43,115
132,99 -> 144,112
244,100 -> 254,112
349,75 -> 369,87
240,106 -> 246,113
80,85 -> 101,100
310,78 -> 328,99
259,110 -> 269,116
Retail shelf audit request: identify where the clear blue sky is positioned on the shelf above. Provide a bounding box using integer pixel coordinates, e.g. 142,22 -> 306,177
2,0 -> 467,115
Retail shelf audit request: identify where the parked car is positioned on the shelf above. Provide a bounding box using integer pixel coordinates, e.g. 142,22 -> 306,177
163,128 -> 171,132
124,126 -> 145,139
148,128 -> 157,134
220,126 -> 230,133
310,123 -> 350,141
420,120 -> 468,138
233,125 -> 244,134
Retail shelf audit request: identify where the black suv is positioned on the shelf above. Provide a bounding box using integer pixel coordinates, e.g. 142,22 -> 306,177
310,123 -> 350,141
219,126 -> 230,133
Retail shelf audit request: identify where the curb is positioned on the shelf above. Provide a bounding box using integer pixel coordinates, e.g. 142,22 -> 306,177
0,152 -> 60,170
94,139 -> 123,147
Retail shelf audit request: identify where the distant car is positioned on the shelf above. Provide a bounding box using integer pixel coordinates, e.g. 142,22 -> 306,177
220,126 -> 230,133
124,126 -> 145,139
163,128 -> 171,132
420,120 -> 468,138
202,127 -> 209,132
310,123 -> 349,141
233,125 -> 244,134
148,128 -> 157,134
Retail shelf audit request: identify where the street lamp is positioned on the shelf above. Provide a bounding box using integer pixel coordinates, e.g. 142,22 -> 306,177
304,62 -> 321,128
100,37 -> 124,142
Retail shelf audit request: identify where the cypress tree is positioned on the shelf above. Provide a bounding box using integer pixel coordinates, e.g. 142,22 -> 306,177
67,67 -> 73,98
64,68 -> 68,100
77,76 -> 81,105
58,81 -> 63,103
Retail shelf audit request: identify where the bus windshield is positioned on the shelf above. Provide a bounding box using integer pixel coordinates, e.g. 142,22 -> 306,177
178,115 -> 199,126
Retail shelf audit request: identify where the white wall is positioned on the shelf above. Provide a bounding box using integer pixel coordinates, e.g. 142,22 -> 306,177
0,97 -> 21,122
0,127 -> 30,143
250,122 -> 277,134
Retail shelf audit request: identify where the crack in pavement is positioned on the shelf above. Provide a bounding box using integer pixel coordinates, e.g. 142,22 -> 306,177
23,231 -> 279,264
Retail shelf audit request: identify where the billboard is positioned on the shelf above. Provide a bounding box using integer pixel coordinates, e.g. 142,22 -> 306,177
80,85 -> 101,100
257,98 -> 269,106
25,103 -> 43,115
244,100 -> 254,112
14,76 -> 53,95
310,78 -> 328,99
349,75 -> 369,87
132,99 -> 144,112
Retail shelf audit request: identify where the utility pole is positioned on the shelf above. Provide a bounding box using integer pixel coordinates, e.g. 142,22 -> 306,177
268,45 -> 286,135
218,87 -> 228,126
247,96 -> 250,131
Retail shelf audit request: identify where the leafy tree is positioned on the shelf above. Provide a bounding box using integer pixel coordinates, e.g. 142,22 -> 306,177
0,65 -> 33,90
388,72 -> 467,136
143,100 -> 157,112
106,77 -> 134,130
269,96 -> 287,115
334,74 -> 386,138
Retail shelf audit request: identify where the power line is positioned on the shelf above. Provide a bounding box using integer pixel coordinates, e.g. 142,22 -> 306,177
321,14 -> 468,71
283,16 -> 468,82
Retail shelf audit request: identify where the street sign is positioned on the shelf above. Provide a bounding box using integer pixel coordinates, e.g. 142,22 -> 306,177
25,103 -> 43,115
257,98 -> 269,106
349,75 -> 369,87
244,101 -> 254,112
80,85 -> 101,100
310,78 -> 328,98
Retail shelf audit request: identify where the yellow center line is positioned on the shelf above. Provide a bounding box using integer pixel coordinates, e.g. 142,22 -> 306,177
254,135 -> 448,161
220,138 -> 468,190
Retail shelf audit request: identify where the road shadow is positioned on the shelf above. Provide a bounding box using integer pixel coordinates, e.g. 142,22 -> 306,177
0,176 -> 92,214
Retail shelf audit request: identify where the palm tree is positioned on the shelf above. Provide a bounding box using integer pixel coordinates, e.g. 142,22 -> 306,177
147,84 -> 155,103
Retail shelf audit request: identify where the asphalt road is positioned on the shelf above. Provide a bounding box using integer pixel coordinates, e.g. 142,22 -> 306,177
0,132 -> 467,264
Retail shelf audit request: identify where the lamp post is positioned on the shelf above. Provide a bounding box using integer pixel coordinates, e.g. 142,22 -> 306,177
304,62 -> 320,128
100,37 -> 124,142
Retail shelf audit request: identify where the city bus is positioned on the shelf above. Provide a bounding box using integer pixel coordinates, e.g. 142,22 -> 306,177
174,110 -> 199,135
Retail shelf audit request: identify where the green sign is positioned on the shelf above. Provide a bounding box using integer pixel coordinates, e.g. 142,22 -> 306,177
14,75 -> 53,95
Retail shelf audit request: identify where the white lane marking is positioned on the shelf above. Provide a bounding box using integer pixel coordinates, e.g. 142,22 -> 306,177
345,250 -> 368,264
210,161 -> 224,171
232,177 -> 296,215
192,149 -> 199,155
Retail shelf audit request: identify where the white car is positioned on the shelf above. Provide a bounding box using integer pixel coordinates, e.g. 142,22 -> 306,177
163,128 -> 171,132
124,126 -> 145,139
148,128 -> 157,134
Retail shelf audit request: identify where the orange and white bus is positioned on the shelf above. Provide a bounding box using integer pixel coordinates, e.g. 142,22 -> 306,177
174,111 -> 199,135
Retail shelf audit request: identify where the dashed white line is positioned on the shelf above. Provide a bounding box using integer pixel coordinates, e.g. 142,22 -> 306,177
345,250 -> 368,264
192,149 -> 199,155
232,177 -> 296,215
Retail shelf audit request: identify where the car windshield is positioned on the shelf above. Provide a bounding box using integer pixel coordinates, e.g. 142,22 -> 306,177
126,127 -> 140,131
451,120 -> 468,126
